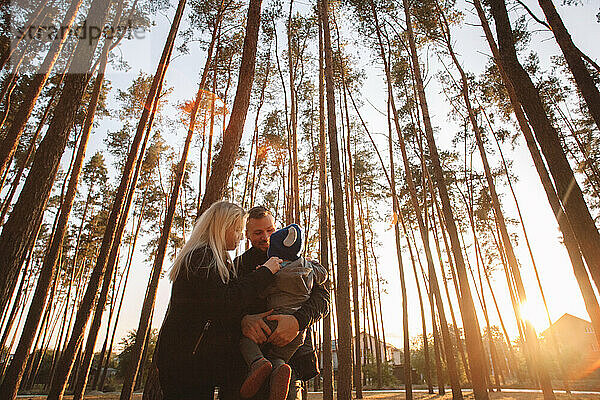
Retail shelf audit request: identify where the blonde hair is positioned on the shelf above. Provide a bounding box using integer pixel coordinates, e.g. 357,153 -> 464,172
169,201 -> 246,283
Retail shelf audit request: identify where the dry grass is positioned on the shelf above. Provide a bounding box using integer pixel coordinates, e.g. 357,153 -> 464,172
307,391 -> 600,400
16,390 -> 598,400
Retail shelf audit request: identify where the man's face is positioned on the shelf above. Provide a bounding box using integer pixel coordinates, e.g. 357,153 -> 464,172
246,215 -> 276,252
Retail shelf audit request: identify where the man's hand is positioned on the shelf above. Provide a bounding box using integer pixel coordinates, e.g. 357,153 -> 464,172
241,310 -> 273,344
266,314 -> 299,347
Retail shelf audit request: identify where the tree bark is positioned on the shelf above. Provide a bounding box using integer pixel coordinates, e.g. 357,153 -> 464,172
402,0 -> 488,397
0,22 -> 116,397
371,1 -> 457,395
317,15 -> 333,400
338,54 -> 363,399
537,0 -> 600,130
473,0 -> 600,347
489,0 -> 600,302
45,2 -> 184,398
199,0 -> 262,214
319,0 -> 353,398
0,0 -> 85,180
0,0 -> 50,72
119,7 -> 228,397
0,0 -> 111,316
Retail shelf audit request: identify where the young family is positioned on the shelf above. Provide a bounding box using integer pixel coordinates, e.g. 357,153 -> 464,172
154,202 -> 331,400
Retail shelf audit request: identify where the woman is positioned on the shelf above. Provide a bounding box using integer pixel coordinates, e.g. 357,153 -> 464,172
155,201 -> 282,399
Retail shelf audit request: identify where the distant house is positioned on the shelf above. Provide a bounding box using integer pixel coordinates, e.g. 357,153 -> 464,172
318,333 -> 418,383
541,313 -> 600,379
318,333 -> 402,371
357,332 -> 403,366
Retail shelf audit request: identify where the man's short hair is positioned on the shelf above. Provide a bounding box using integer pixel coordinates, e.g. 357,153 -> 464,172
247,206 -> 272,220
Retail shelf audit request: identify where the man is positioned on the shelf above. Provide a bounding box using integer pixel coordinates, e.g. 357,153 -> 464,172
234,206 -> 330,400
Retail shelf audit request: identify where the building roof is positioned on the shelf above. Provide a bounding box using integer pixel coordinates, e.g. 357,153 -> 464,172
541,313 -> 592,336
326,333 -> 401,352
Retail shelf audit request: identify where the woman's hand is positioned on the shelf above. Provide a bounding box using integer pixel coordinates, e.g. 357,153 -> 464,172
263,257 -> 283,274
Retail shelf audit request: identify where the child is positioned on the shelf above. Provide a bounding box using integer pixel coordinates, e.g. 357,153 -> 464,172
239,224 -> 327,400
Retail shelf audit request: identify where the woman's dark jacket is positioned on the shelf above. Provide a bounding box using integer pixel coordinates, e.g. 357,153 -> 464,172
155,246 -> 275,382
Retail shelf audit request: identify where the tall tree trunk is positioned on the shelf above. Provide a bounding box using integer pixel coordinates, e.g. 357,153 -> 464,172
483,265 -> 518,381
339,57 -> 363,400
0,0 -> 112,315
382,94 -> 413,397
31,256 -> 62,389
472,228 -> 503,389
456,176 -> 502,388
21,254 -> 54,389
0,0 -> 49,71
489,0 -> 600,303
537,0 -> 600,130
365,206 -> 388,365
119,7 -> 228,396
436,5 -> 554,395
0,4 -> 121,397
272,20 -> 291,223
370,1 -> 458,395
473,0 -> 600,347
413,245 -> 445,395
99,198 -> 144,390
417,131 -> 472,385
92,216 -> 141,391
428,197 -> 470,384
137,311 -> 155,391
401,207 -> 433,393
357,199 -> 382,388
401,0 -> 489,397
0,291 -> 31,378
0,0 -> 85,180
45,3 -> 184,398
0,236 -> 34,360
319,0 -> 353,398
0,62 -> 65,225
487,216 -> 531,374
287,0 -> 300,223
242,47 -> 270,209
205,62 -> 218,191
90,258 -> 120,390
199,0 -> 262,213
317,17 -> 333,400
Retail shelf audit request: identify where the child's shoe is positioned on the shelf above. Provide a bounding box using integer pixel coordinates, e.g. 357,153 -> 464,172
240,357 -> 273,398
268,364 -> 291,400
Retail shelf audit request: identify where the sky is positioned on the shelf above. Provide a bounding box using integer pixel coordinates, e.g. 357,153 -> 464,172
32,0 -> 600,352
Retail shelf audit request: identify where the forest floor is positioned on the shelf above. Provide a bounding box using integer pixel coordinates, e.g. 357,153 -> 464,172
16,390 -> 600,400
314,390 -> 600,399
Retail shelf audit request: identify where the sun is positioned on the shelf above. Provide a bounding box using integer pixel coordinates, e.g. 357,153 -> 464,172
519,300 -> 550,332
